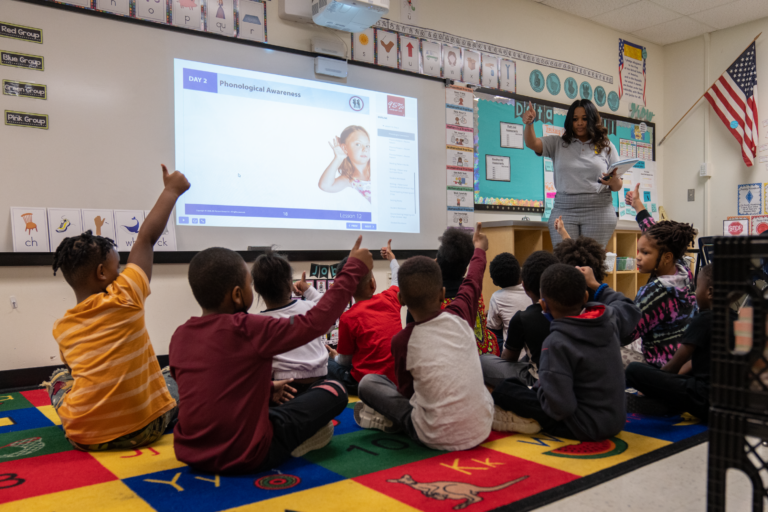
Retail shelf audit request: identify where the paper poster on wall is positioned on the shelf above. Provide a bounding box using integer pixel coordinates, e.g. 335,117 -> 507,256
447,148 -> 472,168
448,189 -> 472,208
619,39 -> 646,106
144,210 -> 178,251
375,29 -> 399,68
172,0 -> 203,31
95,0 -> 129,15
47,208 -> 84,251
442,45 -> 462,81
463,50 -> 480,85
499,58 -> 516,93
137,0 -> 167,22
421,40 -> 442,77
447,167 -> 473,189
446,107 -> 471,128
81,209 -> 116,241
738,183 -> 762,216
399,34 -> 420,73
724,219 -> 749,236
447,126 -> 473,148
207,0 -> 234,35
238,0 -> 266,42
446,88 -> 472,109
620,139 -> 637,158
113,210 -> 146,251
10,207 -> 50,252
542,158 -> 556,222
446,208 -> 473,231
351,29 -> 375,63
542,124 -> 565,137
751,215 -> 768,235
500,122 -> 523,149
485,155 -> 511,182
481,54 -> 499,89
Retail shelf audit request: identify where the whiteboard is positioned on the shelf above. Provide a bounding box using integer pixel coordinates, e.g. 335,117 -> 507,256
0,1 -> 447,251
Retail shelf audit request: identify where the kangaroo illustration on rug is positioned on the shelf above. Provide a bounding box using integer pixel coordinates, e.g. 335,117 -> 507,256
387,474 -> 529,510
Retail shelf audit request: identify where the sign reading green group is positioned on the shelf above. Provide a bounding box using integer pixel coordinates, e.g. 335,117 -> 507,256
1,50 -> 44,71
5,110 -> 48,129
0,22 -> 43,43
3,80 -> 47,100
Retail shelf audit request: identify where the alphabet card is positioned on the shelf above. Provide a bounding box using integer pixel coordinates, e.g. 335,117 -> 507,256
375,29 -> 398,69
10,206 -> 50,252
54,0 -> 91,7
207,0 -> 234,36
113,210 -> 145,251
481,54 -> 499,89
442,44 -> 462,81
47,208 -> 84,252
82,209 -> 116,241
144,210 -> 178,251
399,35 -> 420,74
463,49 -> 481,85
500,58 -> 516,93
95,0 -> 130,15
237,0 -> 266,42
352,29 -> 375,64
420,39 -> 441,77
172,0 -> 203,31
137,0 -> 168,22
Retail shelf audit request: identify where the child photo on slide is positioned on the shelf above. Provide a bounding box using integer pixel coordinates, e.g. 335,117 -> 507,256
318,125 -> 372,204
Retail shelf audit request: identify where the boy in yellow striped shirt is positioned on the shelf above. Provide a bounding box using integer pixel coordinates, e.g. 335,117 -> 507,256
46,164 -> 190,450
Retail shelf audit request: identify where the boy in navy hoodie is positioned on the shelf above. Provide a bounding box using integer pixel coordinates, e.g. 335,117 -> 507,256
492,264 -> 641,440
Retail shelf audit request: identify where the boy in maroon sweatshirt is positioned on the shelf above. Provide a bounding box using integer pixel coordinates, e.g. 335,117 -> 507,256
170,238 -> 372,474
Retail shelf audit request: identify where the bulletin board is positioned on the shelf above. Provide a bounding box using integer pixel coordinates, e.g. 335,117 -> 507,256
472,90 -> 656,216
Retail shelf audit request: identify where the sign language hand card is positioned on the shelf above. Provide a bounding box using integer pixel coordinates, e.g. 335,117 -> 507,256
207,0 -> 234,35
481,54 -> 499,89
11,206 -> 50,252
442,44 -> 462,81
463,50 -> 481,85
82,209 -> 116,242
238,0 -> 266,42
420,39 -> 441,77
47,208 -> 84,251
399,35 -> 420,73
173,0 -> 203,31
352,29 -> 375,64
375,29 -> 398,68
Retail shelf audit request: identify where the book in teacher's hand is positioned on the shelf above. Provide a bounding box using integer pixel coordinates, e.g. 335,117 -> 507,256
598,158 -> 642,182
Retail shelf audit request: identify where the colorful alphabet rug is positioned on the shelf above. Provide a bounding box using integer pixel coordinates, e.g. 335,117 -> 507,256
0,390 -> 707,512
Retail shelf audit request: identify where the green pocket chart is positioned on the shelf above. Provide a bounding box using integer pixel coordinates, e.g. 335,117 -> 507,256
473,90 -> 655,214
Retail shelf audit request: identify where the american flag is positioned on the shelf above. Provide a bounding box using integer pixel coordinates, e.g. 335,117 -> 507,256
704,42 -> 759,167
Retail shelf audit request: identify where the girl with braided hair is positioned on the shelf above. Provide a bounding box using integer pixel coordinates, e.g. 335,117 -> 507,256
625,184 -> 698,368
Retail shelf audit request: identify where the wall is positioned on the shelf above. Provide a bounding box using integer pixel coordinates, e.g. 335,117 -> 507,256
0,0 -> 664,372
663,18 -> 768,235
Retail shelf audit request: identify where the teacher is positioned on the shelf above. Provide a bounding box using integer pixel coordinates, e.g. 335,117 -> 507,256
523,99 -> 622,248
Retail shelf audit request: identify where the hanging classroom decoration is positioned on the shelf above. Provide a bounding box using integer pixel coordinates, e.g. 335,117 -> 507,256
351,28 -> 375,64
375,28 -> 399,69
446,85 -> 474,231
238,0 -> 267,42
398,33 -> 420,73
480,54 -> 499,89
462,49 -> 480,85
738,183 -> 762,216
529,69 -> 544,93
499,59 -> 516,93
171,0 -> 203,31
206,0 -> 235,37
442,44 -> 462,82
546,73 -> 560,96
94,0 -> 130,16
10,207 -> 50,252
420,39 -> 441,77
619,39 -> 646,106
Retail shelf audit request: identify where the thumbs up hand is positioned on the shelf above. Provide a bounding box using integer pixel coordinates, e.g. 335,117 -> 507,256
522,101 -> 537,125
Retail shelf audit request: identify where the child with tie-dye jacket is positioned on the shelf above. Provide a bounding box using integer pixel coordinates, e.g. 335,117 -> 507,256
625,184 -> 698,368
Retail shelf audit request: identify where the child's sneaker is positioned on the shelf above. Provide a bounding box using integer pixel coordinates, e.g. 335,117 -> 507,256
353,401 -> 399,433
291,421 -> 334,457
492,405 -> 542,434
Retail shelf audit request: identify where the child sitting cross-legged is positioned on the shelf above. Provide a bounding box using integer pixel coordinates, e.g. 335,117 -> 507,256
47,164 -> 188,451
480,251 -> 559,388
253,249 -> 330,395
327,239 -> 402,395
169,238 -> 373,473
354,223 -> 494,451
492,264 -> 641,440
486,252 -> 531,344
626,264 -> 713,421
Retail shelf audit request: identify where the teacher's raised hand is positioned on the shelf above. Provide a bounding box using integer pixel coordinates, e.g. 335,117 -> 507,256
522,101 -> 537,125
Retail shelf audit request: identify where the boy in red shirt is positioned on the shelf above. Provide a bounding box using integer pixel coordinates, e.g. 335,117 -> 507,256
327,239 -> 402,394
170,238 -> 373,474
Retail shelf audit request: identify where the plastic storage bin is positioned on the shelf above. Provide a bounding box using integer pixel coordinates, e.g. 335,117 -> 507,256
616,257 -> 636,271
605,252 -> 617,272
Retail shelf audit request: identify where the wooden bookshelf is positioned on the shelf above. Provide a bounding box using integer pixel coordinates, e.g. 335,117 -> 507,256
481,220 -> 646,305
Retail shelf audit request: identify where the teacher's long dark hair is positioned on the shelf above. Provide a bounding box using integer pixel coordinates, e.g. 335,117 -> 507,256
562,99 -> 611,156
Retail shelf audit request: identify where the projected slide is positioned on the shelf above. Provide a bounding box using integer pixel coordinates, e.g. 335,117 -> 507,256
174,59 -> 420,233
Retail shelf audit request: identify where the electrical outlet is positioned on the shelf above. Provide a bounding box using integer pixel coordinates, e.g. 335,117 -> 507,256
388,272 -> 392,281
688,189 -> 695,202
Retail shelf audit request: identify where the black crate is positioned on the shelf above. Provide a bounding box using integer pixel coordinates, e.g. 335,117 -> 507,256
711,236 -> 768,415
708,408 -> 768,511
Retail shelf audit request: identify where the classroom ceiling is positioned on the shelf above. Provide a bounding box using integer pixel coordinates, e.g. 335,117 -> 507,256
531,0 -> 768,45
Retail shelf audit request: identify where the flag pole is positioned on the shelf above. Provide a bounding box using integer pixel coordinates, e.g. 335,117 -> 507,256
658,32 -> 761,146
